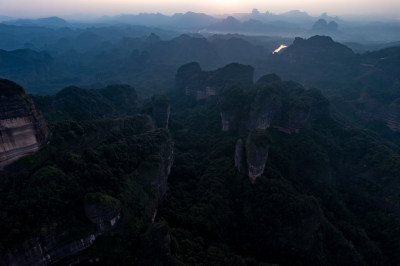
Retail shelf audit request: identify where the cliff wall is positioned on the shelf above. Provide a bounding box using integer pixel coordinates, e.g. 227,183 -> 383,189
0,79 -> 49,168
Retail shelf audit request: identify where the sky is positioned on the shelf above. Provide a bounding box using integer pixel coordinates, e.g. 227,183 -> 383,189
1,0 -> 399,19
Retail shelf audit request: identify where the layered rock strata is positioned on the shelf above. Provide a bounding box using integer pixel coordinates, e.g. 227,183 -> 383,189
235,130 -> 271,184
0,79 -> 49,168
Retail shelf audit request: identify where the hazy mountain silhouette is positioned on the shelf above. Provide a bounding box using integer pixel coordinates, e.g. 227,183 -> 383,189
103,11 -> 217,29
0,14 -> 13,21
312,19 -> 339,32
206,16 -> 302,35
3,16 -> 69,28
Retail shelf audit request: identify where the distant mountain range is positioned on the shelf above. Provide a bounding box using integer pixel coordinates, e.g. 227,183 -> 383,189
2,16 -> 69,28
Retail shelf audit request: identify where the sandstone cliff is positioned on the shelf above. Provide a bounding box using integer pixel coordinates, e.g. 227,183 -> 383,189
0,79 -> 49,168
84,192 -> 122,232
218,75 -> 326,134
234,130 -> 271,184
3,230 -> 100,266
1,117 -> 174,265
245,130 -> 271,184
176,62 -> 254,100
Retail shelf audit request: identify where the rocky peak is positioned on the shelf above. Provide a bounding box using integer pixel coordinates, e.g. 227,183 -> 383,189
176,62 -> 254,100
207,62 -> 254,87
218,75 -> 328,133
146,32 -> 161,44
175,62 -> 203,92
0,79 -> 49,168
312,19 -> 338,32
284,36 -> 355,63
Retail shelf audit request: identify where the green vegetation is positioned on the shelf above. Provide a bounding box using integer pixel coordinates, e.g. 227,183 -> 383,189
84,192 -> 121,211
31,84 -> 138,122
0,87 -> 173,261
156,80 -> 400,265
1,66 -> 400,265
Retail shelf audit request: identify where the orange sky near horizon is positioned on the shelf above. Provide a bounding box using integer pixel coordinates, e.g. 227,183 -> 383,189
1,0 -> 399,18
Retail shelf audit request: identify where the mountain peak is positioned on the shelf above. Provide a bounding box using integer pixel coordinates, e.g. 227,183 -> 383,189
146,33 -> 161,43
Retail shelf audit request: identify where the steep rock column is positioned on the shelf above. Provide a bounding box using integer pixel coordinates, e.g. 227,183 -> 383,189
245,129 -> 271,184
234,139 -> 245,173
220,111 -> 237,131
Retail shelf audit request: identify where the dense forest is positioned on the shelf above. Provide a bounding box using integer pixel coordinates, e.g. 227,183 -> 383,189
0,11 -> 400,265
1,60 -> 400,264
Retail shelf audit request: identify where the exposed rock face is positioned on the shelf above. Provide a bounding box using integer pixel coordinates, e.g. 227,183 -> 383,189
245,130 -> 271,184
234,130 -> 271,184
84,192 -> 121,232
246,143 -> 269,184
220,111 -> 237,131
246,85 -> 282,130
152,95 -> 170,129
3,193 -> 122,265
3,230 -> 100,266
386,101 -> 400,131
2,122 -> 174,265
176,62 -> 254,100
150,141 -> 174,200
137,129 -> 174,220
281,102 -> 311,133
0,79 -> 49,168
234,139 -> 244,173
219,75 -> 326,134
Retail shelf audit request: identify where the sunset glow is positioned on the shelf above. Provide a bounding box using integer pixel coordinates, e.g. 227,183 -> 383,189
0,0 -> 399,18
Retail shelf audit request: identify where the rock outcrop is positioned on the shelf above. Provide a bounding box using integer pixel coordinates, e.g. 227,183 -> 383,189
84,192 -> 121,232
235,130 -> 271,184
220,111 -> 237,131
234,139 -> 244,173
245,130 -> 271,184
1,119 -> 174,265
3,230 -> 100,266
218,75 -> 328,133
176,62 -> 254,100
386,100 -> 400,131
0,79 -> 49,168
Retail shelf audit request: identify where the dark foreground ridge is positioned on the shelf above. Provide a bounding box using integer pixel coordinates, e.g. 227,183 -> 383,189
1,61 -> 400,265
